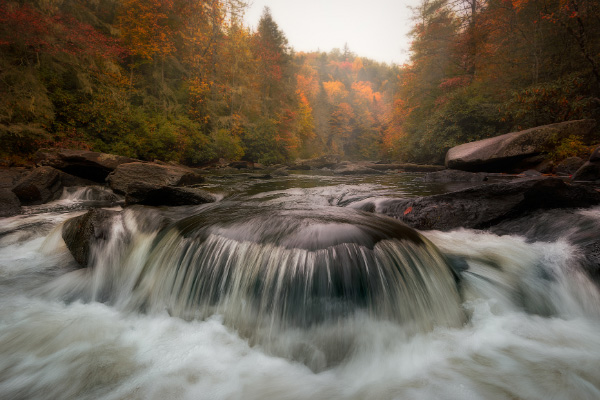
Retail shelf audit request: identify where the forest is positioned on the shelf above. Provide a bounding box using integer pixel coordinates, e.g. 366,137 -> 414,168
1,0 -> 599,166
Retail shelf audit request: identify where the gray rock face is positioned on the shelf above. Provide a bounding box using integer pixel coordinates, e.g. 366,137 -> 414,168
359,177 -> 600,231
124,183 -> 217,206
62,209 -> 121,267
107,162 -> 205,194
11,166 -> 94,205
35,149 -> 138,182
0,189 -> 21,217
445,120 -> 597,172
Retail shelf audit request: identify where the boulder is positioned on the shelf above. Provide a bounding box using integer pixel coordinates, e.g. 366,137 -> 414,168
35,149 -> 138,182
0,168 -> 28,189
445,120 -> 597,172
572,145 -> 600,182
555,157 -> 585,176
361,177 -> 600,231
11,166 -> 95,205
333,163 -> 384,175
107,162 -> 205,194
0,189 -> 21,217
124,183 -> 217,206
62,209 -> 121,267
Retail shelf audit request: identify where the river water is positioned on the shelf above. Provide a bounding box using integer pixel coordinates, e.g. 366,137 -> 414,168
1,171 -> 600,400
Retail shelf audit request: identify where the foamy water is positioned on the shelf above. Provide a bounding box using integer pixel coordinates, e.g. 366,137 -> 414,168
1,183 -> 600,400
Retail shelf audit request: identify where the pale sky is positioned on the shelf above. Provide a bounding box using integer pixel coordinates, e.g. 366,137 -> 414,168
244,0 -> 420,65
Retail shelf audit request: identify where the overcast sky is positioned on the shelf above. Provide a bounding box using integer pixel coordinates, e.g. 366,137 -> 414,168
244,0 -> 420,65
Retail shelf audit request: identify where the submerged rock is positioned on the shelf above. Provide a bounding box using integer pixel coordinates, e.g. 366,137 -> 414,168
125,183 -> 216,206
445,120 -> 597,172
35,148 -> 138,182
107,162 -> 205,194
365,177 -> 600,231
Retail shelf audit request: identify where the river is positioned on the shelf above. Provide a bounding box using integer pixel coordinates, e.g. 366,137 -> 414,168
1,171 -> 599,400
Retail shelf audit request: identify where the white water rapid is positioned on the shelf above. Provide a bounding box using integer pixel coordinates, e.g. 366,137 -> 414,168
1,175 -> 600,400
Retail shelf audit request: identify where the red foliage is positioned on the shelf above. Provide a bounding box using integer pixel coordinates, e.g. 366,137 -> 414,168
0,1 -> 125,60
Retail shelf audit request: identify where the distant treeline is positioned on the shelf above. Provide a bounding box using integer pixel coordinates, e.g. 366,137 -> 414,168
1,0 -> 598,166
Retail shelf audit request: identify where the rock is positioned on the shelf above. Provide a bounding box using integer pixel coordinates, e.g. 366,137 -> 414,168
416,170 -> 492,183
0,168 -> 28,189
0,188 -> 21,217
124,183 -> 216,206
107,162 -> 205,195
62,209 -> 121,267
555,157 -> 585,176
333,163 -> 384,175
271,167 -> 290,176
34,149 -> 138,182
288,163 -> 312,170
445,120 -> 598,172
229,161 -> 253,169
11,166 -> 95,205
572,145 -> 600,182
300,155 -> 342,169
364,177 -> 600,231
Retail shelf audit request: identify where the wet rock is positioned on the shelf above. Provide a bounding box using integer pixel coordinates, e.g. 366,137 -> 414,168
572,146 -> 600,182
271,167 -> 290,176
0,188 -> 21,217
62,209 -> 121,267
333,163 -> 384,175
107,162 -> 205,195
445,120 -> 597,172
369,177 -> 600,231
34,149 -> 138,182
555,157 -> 585,176
124,183 -> 216,206
11,166 -> 94,205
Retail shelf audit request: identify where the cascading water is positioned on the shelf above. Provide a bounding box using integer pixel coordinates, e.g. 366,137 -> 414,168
1,173 -> 600,399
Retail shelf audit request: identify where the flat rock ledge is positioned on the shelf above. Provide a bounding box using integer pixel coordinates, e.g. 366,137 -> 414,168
356,177 -> 600,231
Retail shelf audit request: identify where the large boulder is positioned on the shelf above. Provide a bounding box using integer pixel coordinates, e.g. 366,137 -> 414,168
358,177 -> 600,231
572,145 -> 600,182
0,168 -> 28,189
62,208 -> 121,267
445,120 -> 597,172
107,162 -> 205,194
0,189 -> 21,217
35,149 -> 138,182
125,183 -> 217,206
11,166 -> 95,205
